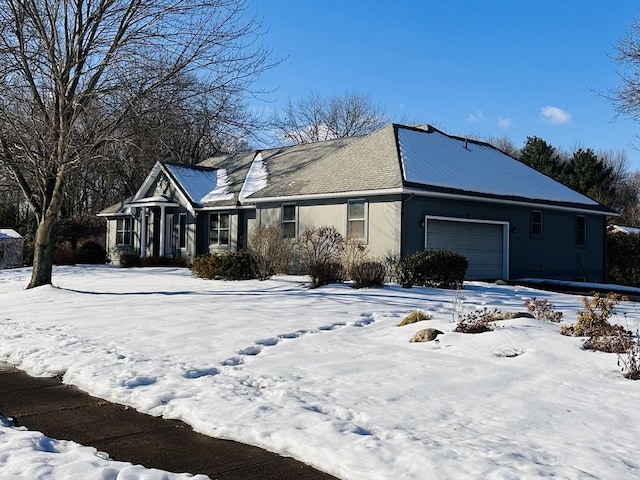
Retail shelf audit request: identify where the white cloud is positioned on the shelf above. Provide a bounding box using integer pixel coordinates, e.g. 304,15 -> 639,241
497,116 -> 511,128
466,110 -> 483,122
541,106 -> 572,124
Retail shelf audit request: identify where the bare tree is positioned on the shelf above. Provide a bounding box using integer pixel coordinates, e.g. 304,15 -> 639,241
0,0 -> 274,288
611,18 -> 640,122
272,91 -> 387,144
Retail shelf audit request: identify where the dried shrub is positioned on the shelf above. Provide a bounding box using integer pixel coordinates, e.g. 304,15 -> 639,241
298,226 -> 345,288
247,225 -> 293,280
394,249 -> 468,289
524,297 -> 563,322
618,331 -> 640,380
397,310 -> 432,326
341,239 -> 368,279
573,293 -> 623,337
350,260 -> 386,288
583,333 -> 633,354
454,308 -> 501,333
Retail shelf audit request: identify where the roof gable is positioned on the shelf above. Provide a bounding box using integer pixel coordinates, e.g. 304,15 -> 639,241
164,164 -> 233,204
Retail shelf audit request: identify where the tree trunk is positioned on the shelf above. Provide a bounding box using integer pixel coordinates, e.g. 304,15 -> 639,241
27,215 -> 56,289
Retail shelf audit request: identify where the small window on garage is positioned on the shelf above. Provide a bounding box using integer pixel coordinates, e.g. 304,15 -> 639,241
575,215 -> 586,246
530,210 -> 543,237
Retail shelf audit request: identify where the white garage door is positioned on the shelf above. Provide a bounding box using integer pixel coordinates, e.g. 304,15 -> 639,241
425,217 -> 507,280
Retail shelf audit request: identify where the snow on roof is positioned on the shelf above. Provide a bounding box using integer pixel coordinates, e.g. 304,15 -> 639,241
398,127 -> 598,205
0,229 -> 22,239
239,152 -> 268,203
608,224 -> 640,235
165,164 -> 233,205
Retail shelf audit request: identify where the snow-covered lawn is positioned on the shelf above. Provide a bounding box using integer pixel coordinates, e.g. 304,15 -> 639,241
0,266 -> 638,480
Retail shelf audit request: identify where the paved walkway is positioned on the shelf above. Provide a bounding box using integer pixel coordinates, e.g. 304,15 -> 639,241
0,364 -> 338,480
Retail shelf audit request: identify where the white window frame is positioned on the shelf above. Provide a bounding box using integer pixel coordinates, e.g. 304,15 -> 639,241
210,212 -> 230,246
178,213 -> 187,249
281,204 -> 297,239
115,217 -> 134,246
347,199 -> 368,242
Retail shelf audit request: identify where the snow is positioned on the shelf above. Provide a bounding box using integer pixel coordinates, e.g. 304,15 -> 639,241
0,266 -> 639,480
0,229 -> 22,239
398,127 -> 599,205
164,164 -> 233,204
239,152 -> 268,203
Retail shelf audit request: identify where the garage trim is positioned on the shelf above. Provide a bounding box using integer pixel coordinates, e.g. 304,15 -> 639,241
424,215 -> 510,280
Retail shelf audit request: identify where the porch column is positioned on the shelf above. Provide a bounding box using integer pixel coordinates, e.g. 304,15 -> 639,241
140,208 -> 147,258
159,205 -> 166,257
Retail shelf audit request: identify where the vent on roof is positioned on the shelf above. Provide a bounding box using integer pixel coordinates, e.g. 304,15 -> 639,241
464,138 -> 468,149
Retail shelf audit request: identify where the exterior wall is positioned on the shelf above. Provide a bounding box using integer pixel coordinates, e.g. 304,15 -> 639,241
255,196 -> 402,260
402,195 -> 607,282
0,238 -> 24,269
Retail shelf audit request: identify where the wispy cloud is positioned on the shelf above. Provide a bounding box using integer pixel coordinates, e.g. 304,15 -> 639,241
540,106 -> 571,124
466,110 -> 483,122
497,117 -> 511,128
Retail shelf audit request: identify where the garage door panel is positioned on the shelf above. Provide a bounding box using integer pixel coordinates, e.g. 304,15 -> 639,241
425,219 -> 505,280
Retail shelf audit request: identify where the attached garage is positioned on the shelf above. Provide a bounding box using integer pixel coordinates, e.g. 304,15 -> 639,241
424,216 -> 509,280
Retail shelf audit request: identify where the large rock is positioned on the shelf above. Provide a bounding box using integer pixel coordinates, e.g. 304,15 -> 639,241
410,328 -> 444,343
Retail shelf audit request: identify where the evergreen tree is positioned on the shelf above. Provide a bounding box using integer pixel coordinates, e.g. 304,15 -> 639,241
564,149 -> 617,206
518,137 -> 564,180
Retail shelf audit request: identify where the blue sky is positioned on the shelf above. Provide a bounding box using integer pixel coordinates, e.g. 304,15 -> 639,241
247,0 -> 640,172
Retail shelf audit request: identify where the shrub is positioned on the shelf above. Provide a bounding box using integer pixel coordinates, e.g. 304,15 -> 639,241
142,256 -> 187,267
119,252 -> 142,268
573,293 -> 623,337
297,226 -> 345,288
607,232 -> 640,287
350,260 -> 386,288
191,251 -> 257,280
341,239 -> 368,279
618,332 -> 640,380
524,297 -> 563,322
247,225 -> 293,280
397,310 -> 432,326
77,241 -> 108,264
454,308 -> 500,333
583,333 -> 633,354
53,247 -> 77,265
394,249 -> 468,289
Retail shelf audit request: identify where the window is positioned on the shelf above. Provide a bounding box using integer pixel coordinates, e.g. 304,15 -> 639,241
531,210 -> 543,237
347,200 -> 366,241
575,215 -> 586,246
210,213 -> 230,246
116,217 -> 133,245
179,213 -> 187,249
282,205 -> 297,239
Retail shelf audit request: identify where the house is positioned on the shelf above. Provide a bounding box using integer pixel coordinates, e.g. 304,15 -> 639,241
99,124 -> 616,282
0,229 -> 24,269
